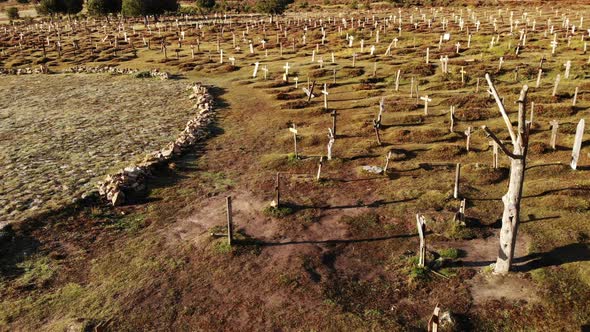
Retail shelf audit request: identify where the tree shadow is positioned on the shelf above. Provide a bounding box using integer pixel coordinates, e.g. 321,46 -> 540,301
513,243 -> 590,272
0,226 -> 42,280
523,187 -> 590,199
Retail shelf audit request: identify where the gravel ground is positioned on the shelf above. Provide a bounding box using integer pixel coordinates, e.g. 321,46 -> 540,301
0,74 -> 194,225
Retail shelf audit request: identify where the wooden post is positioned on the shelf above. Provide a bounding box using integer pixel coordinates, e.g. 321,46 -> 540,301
454,163 -> 461,199
373,120 -> 382,145
226,196 -> 233,245
331,110 -> 337,137
449,106 -> 455,133
274,172 -> 281,207
465,126 -> 472,151
571,119 -> 585,170
549,119 -> 559,150
383,151 -> 392,174
416,214 -> 426,267
536,69 -> 542,88
552,74 -> 561,97
427,304 -> 440,332
290,125 -> 298,159
316,156 -> 324,181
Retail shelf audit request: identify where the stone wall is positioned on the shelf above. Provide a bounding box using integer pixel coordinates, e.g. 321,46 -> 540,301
97,83 -> 215,206
0,66 -> 170,79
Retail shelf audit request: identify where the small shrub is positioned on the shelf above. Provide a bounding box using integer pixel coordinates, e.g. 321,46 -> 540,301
135,71 -> 152,79
438,248 -> 462,259
6,7 -> 19,20
212,240 -> 232,254
264,205 -> 294,218
445,222 -> 476,240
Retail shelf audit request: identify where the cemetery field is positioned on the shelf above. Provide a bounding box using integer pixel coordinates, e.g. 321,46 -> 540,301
1,3 -> 590,331
0,74 -> 193,225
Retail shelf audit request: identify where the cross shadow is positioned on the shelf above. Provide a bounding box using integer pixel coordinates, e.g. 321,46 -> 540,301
289,197 -> 417,211
259,233 -> 416,247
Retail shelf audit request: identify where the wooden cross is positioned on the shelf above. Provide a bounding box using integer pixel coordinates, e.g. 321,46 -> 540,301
564,60 -> 571,79
316,156 -> 324,181
262,66 -> 269,80
321,84 -> 329,110
420,95 -> 432,115
550,40 -> 558,55
294,76 -> 299,88
283,62 -> 291,76
460,66 -> 467,85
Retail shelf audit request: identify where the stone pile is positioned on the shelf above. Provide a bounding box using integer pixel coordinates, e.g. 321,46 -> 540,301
65,66 -> 170,79
65,65 -> 138,75
98,83 -> 214,206
0,65 -> 48,75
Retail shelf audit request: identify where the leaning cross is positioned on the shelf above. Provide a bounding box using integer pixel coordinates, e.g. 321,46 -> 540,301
252,62 -> 260,78
571,119 -> 585,170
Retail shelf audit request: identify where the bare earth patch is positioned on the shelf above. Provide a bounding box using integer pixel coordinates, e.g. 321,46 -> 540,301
0,74 -> 193,224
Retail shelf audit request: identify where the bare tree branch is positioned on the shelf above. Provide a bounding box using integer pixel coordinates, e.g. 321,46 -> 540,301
516,84 -> 530,147
481,126 -> 523,160
485,73 -> 517,144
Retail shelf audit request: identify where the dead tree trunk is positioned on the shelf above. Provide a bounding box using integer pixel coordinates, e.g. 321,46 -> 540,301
482,73 -> 530,274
